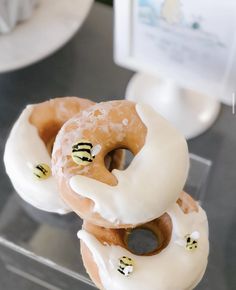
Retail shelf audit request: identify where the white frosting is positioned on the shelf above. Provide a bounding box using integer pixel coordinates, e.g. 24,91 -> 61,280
78,203 -> 209,290
0,0 -> 38,34
4,105 -> 70,214
70,103 -> 189,225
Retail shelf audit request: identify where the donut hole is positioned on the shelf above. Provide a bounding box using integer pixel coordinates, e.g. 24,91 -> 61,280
123,213 -> 172,256
126,228 -> 159,255
123,149 -> 134,169
105,149 -> 134,171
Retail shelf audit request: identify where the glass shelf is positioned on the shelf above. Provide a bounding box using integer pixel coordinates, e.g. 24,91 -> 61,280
0,154 -> 212,290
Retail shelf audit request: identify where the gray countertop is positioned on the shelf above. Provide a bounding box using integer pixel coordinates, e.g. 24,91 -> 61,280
0,2 -> 235,290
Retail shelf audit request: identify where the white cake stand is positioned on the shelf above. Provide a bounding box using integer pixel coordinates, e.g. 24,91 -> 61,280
0,0 -> 94,72
126,72 -> 221,139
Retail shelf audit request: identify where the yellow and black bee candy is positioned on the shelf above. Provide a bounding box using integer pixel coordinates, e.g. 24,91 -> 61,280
185,232 -> 199,251
71,139 -> 100,166
117,256 -> 134,277
33,163 -> 51,180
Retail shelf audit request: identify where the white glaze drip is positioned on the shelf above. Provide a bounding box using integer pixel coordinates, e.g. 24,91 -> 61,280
70,103 -> 189,225
78,203 -> 209,290
4,105 -> 70,214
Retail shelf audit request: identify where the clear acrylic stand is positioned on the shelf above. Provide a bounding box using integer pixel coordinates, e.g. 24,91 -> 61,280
0,154 -> 211,290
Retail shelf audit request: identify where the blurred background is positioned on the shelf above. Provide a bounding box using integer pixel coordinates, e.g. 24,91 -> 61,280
96,0 -> 112,5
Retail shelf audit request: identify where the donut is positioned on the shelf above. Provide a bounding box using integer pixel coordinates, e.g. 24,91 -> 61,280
4,97 -> 94,214
52,100 -> 189,227
78,192 -> 209,290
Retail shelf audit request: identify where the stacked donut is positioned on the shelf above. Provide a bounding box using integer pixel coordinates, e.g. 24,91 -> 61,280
4,97 -> 209,290
4,97 -> 124,214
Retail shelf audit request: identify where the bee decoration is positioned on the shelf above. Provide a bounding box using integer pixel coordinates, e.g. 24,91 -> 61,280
185,231 -> 200,251
117,256 -> 134,277
71,139 -> 101,166
33,163 -> 51,180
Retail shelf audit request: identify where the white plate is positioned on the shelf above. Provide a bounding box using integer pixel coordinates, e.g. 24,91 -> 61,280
0,0 -> 94,72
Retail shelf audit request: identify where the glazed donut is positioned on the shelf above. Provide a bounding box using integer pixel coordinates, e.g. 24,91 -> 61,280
52,100 -> 189,227
79,192 -> 209,290
4,97 -> 94,214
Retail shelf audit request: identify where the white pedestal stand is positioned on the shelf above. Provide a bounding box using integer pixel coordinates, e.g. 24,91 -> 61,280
126,72 -> 221,139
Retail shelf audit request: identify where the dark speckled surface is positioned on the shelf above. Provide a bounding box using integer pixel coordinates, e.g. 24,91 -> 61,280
0,2 -> 235,290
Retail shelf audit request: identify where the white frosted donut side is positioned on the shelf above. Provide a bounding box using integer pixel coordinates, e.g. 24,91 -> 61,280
78,203 -> 209,290
70,103 -> 189,225
4,105 -> 70,214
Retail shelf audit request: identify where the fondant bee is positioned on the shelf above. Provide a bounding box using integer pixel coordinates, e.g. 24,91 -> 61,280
71,139 -> 100,166
185,231 -> 200,251
117,256 -> 134,277
33,163 -> 51,180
